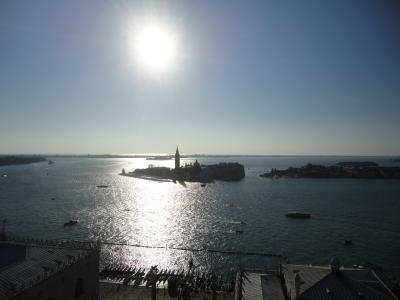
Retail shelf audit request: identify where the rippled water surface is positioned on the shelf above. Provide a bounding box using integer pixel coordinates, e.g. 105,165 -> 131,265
1,156 -> 400,274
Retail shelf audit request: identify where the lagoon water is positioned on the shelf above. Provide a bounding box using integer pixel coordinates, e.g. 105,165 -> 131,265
1,156 -> 400,275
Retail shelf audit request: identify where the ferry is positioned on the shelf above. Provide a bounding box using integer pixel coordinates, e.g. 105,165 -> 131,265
285,211 -> 311,219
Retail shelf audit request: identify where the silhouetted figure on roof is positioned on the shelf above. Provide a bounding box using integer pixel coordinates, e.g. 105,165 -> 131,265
193,160 -> 201,172
0,220 -> 6,241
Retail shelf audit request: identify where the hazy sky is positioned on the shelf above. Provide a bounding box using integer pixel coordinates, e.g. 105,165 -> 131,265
1,0 -> 400,155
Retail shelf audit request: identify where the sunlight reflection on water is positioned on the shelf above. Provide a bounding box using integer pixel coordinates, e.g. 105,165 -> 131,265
1,156 -> 400,274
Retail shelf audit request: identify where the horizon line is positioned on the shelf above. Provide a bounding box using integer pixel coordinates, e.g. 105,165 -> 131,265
1,153 -> 399,158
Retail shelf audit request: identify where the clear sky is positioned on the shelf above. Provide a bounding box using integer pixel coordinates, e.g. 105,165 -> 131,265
1,0 -> 399,155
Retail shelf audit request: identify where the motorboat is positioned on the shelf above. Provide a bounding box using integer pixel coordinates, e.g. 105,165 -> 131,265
63,220 -> 78,226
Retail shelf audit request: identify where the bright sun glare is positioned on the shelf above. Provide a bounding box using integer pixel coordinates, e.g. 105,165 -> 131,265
132,21 -> 178,74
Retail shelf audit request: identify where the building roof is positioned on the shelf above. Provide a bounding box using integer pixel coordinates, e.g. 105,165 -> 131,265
242,272 -> 263,300
0,238 -> 97,299
283,264 -> 398,300
241,272 -> 285,300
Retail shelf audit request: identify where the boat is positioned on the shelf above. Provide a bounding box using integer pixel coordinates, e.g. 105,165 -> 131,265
201,183 -> 206,187
96,185 -> 109,188
344,240 -> 353,246
1,174 -> 7,178
285,211 -> 311,219
63,220 -> 78,226
48,160 -> 55,165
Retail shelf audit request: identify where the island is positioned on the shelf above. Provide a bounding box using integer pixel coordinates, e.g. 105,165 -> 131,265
121,160 -> 245,183
120,147 -> 245,183
0,155 -> 47,166
260,163 -> 400,179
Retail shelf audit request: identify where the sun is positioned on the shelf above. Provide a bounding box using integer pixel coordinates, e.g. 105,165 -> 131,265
131,21 -> 178,74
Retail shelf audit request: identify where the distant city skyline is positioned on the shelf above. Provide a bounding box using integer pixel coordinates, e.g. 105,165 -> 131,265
1,1 -> 400,155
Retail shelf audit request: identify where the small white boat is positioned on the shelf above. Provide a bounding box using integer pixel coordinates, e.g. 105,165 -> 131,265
285,211 -> 311,219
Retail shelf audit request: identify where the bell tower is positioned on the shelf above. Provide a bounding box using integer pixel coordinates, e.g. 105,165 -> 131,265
175,146 -> 180,170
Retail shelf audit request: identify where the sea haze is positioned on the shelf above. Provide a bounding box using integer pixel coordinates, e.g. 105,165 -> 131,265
1,156 -> 399,275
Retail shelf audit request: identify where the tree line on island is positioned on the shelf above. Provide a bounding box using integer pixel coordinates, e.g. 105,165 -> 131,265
260,161 -> 400,179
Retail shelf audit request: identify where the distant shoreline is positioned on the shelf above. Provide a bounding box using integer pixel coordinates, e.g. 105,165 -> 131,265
0,155 -> 47,167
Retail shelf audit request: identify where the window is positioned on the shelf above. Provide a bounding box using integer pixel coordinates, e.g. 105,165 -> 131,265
74,278 -> 84,298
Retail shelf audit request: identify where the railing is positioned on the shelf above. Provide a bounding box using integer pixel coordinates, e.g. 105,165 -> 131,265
5,234 -> 99,250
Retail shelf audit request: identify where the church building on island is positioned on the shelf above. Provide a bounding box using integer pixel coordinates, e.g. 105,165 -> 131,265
175,146 -> 180,171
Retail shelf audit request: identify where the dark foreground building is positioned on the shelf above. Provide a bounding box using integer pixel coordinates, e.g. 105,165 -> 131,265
236,257 -> 399,300
1,235 -> 398,300
282,258 -> 399,300
0,238 -> 99,300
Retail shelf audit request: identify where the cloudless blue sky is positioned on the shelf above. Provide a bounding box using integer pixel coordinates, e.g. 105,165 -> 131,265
1,0 -> 399,155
